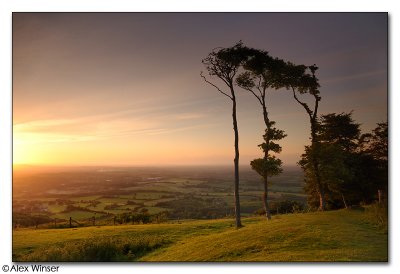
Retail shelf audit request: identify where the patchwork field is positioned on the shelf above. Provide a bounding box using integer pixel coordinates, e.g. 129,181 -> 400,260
13,166 -> 305,227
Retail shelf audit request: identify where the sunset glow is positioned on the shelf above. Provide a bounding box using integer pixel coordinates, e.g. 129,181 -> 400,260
13,13 -> 387,167
9,11 -> 390,264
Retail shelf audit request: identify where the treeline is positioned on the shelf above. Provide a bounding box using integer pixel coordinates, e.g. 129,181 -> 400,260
301,115 -> 387,209
254,200 -> 304,216
115,210 -> 169,225
13,213 -> 53,228
155,197 -> 232,219
201,42 -> 387,226
13,210 -> 171,229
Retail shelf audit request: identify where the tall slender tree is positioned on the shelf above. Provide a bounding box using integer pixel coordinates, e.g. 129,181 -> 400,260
236,50 -> 287,219
283,63 -> 325,210
201,42 -> 250,228
249,123 -> 286,219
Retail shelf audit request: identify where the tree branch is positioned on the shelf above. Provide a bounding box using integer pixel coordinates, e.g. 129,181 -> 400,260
312,93 -> 320,122
291,86 -> 313,119
243,86 -> 263,106
200,72 -> 233,100
256,76 -> 264,99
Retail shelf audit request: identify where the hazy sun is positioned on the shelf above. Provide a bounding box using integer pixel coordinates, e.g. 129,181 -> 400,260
13,129 -> 43,165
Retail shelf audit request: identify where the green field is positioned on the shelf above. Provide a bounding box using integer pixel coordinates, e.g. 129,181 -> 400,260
13,209 -> 387,262
12,167 -> 307,223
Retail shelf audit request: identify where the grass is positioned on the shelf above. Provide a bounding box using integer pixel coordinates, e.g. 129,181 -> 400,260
363,202 -> 388,233
143,209 -> 387,262
13,209 -> 387,262
46,204 -> 66,213
13,218 -> 236,261
21,236 -> 168,262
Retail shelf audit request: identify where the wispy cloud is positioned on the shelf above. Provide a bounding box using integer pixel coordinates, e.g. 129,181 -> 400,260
169,113 -> 207,120
13,109 -> 213,145
321,69 -> 387,85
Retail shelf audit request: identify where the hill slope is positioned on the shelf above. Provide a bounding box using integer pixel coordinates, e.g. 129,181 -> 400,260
13,209 -> 387,262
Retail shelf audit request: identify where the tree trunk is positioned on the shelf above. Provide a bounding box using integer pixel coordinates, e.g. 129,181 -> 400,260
341,193 -> 348,209
311,122 -> 325,211
378,189 -> 382,204
263,178 -> 271,220
262,103 -> 271,220
231,93 -> 242,228
293,87 -> 325,211
317,185 -> 326,211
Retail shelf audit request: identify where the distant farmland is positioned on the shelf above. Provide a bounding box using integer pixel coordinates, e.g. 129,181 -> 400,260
13,165 -> 305,227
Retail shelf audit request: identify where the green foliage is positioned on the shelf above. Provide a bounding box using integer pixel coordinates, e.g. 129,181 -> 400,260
264,121 -> 287,140
319,112 -> 361,152
258,123 -> 287,154
369,122 -> 388,160
254,200 -> 305,215
202,41 -> 251,83
359,122 -> 388,192
116,211 -> 152,224
252,122 -> 286,176
281,62 -> 320,97
236,49 -> 287,90
301,113 -> 359,209
236,71 -> 256,90
250,156 -> 283,178
301,113 -> 388,210
270,200 -> 305,214
13,213 -> 53,228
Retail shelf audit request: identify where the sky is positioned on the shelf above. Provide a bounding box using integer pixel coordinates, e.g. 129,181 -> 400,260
12,13 -> 388,167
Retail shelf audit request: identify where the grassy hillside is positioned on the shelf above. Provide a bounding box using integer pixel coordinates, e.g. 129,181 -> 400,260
13,209 -> 387,262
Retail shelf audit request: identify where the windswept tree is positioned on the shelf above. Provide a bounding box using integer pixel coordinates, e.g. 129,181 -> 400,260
236,50 -> 287,219
283,63 -> 325,210
201,42 -> 250,228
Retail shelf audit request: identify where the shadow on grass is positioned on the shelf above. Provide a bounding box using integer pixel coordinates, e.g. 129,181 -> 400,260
17,235 -> 170,262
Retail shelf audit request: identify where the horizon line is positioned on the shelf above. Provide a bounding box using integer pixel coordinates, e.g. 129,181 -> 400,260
13,163 -> 301,169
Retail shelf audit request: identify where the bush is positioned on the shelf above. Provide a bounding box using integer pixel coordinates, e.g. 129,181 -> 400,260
253,208 -> 266,216
270,200 -> 305,214
13,213 -> 53,228
364,202 -> 388,233
22,236 -> 169,262
253,200 -> 305,216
